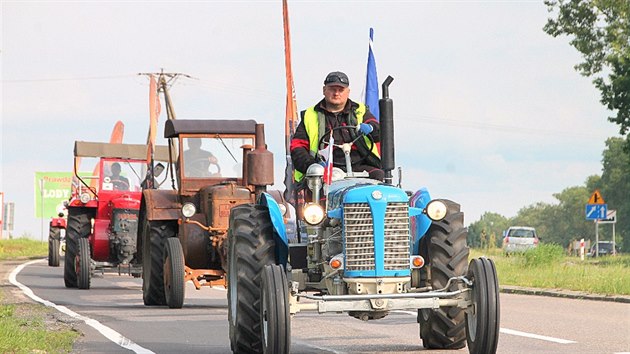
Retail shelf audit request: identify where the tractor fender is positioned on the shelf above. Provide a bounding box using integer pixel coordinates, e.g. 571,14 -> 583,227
410,187 -> 433,255
142,189 -> 181,221
257,192 -> 289,266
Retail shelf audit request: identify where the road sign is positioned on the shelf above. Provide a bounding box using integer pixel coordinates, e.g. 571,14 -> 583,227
585,204 -> 607,220
599,209 -> 617,224
587,190 -> 605,205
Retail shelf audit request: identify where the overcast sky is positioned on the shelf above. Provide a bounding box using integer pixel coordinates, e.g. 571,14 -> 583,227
1,0 -> 621,239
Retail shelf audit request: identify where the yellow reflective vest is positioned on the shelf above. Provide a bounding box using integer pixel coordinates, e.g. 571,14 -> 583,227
294,104 -> 380,182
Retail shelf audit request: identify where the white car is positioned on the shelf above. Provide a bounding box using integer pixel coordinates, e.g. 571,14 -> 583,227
502,226 -> 539,254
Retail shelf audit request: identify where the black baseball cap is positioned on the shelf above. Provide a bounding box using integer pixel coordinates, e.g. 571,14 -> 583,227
324,71 -> 349,87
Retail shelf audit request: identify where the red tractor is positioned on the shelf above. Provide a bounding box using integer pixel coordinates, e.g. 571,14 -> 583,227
64,141 -> 170,289
48,212 -> 67,267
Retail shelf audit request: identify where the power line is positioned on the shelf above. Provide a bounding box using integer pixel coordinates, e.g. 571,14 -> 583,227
1,74 -> 136,83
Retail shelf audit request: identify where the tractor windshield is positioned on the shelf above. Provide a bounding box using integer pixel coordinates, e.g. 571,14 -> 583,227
101,159 -> 146,192
182,136 -> 253,178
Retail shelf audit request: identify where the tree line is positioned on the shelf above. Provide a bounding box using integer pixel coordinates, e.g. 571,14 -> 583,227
467,137 -> 629,252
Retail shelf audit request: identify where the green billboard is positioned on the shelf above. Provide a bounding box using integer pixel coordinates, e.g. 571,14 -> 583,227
34,172 -> 73,218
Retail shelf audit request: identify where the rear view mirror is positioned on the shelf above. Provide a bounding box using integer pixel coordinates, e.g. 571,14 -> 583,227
154,163 -> 165,177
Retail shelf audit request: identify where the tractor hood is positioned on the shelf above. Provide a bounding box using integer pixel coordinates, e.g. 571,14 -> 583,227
326,182 -> 423,219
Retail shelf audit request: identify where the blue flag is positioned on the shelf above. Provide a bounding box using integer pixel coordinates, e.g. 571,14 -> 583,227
365,28 -> 379,120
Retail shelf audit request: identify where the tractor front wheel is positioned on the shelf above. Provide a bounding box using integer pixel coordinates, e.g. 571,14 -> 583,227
142,220 -> 174,306
227,204 -> 276,353
76,238 -> 91,289
64,208 -> 92,288
465,257 -> 500,354
163,237 -> 185,309
261,264 -> 290,354
49,237 -> 60,267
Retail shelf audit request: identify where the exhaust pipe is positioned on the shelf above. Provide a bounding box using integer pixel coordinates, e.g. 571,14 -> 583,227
379,76 -> 395,185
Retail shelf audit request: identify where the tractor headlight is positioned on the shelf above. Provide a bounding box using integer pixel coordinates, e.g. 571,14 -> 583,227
425,200 -> 447,221
181,202 -> 196,218
79,193 -> 91,204
303,203 -> 325,225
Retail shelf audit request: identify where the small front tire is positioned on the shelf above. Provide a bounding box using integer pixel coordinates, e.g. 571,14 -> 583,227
163,237 -> 185,309
465,257 -> 500,354
76,238 -> 91,290
49,238 -> 60,267
261,264 -> 290,354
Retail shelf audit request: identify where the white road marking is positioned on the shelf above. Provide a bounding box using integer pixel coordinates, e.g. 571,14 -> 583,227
394,310 -> 576,344
499,328 -> 576,344
9,259 -> 155,354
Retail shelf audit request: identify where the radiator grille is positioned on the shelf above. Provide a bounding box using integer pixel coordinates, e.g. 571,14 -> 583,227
343,202 -> 410,272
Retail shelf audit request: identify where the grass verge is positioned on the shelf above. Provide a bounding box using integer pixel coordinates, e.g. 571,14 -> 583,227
0,237 -> 79,352
0,304 -> 79,353
0,238 -> 48,260
472,245 -> 630,296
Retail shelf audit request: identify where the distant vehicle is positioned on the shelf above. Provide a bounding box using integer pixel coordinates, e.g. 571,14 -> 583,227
502,226 -> 539,254
587,241 -> 620,257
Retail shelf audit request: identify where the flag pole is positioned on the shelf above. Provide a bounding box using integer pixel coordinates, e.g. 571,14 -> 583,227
283,0 -> 299,205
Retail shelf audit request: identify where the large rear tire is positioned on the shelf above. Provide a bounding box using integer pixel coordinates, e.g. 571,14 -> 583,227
261,264 -> 290,354
64,208 -> 92,288
164,237 -> 185,309
142,220 -> 174,306
49,237 -> 60,267
466,257 -> 500,354
227,204 -> 276,353
418,200 -> 469,349
76,237 -> 91,289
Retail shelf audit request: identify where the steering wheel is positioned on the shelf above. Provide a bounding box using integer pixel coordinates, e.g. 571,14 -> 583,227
317,125 -> 375,167
112,178 -> 130,191
187,158 -> 222,177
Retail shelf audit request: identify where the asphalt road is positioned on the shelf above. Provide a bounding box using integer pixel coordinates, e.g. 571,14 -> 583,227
12,259 -> 630,354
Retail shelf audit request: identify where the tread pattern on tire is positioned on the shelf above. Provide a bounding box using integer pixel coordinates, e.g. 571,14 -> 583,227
64,208 -> 93,288
418,200 -> 469,349
77,237 -> 91,289
143,220 -> 174,306
49,238 -> 60,267
261,264 -> 290,354
228,204 -> 276,354
466,257 -> 500,354
164,237 -> 185,309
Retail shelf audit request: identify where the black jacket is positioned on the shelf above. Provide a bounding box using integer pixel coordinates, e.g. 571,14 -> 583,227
290,98 -> 380,174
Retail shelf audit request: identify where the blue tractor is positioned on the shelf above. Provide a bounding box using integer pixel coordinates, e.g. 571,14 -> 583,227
226,77 -> 500,354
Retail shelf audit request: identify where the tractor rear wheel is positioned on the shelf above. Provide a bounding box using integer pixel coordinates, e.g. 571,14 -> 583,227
76,237 -> 91,289
418,200 -> 469,349
227,204 -> 276,353
49,237 -> 60,267
163,237 -> 185,309
261,264 -> 290,354
142,220 -> 173,306
466,257 -> 500,354
64,208 -> 92,288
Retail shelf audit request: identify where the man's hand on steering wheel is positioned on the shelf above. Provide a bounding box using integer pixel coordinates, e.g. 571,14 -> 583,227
317,125 -> 375,167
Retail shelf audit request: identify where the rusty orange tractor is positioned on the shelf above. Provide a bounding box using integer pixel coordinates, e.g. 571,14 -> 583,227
138,119 -> 284,308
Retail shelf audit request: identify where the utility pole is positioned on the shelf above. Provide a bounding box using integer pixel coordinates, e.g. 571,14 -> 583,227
138,70 -> 194,121
40,178 -> 44,242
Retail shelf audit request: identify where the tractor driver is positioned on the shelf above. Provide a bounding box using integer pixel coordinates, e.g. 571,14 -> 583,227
290,71 -> 383,182
110,162 -> 129,190
183,138 -> 218,177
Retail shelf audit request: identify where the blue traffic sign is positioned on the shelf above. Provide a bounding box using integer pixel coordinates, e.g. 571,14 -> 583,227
585,204 -> 607,220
